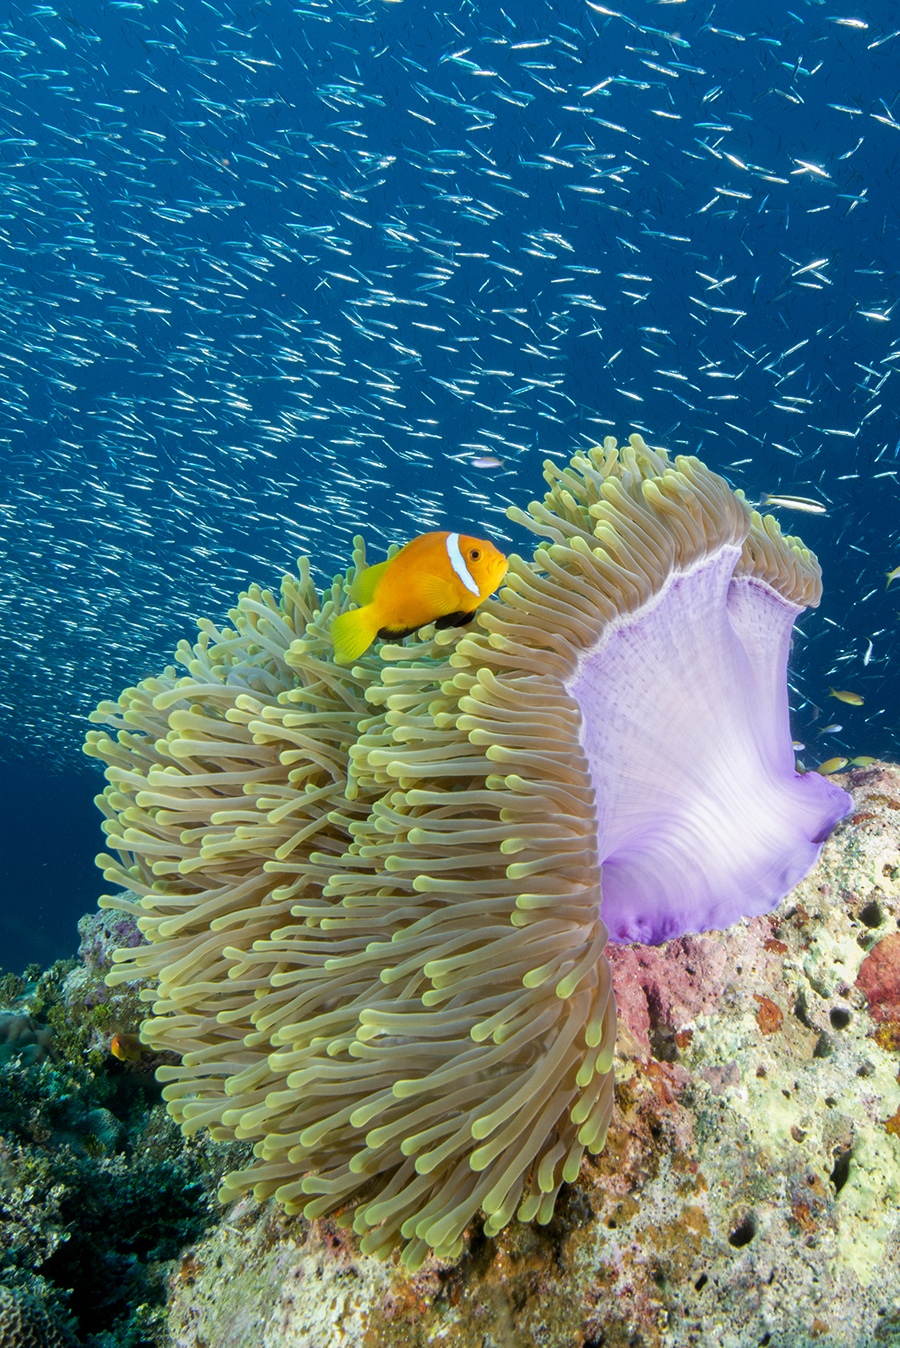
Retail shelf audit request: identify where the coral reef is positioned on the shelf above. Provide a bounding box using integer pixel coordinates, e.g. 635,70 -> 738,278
2,766 -> 897,1345
164,761 -> 900,1348
0,907 -> 247,1347
0,1283 -> 73,1348
857,931 -> 900,1026
0,1012 -> 56,1067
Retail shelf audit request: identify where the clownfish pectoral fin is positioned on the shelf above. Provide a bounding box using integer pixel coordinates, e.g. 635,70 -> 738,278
413,572 -> 463,614
331,606 -> 379,664
349,558 -> 391,607
433,609 -> 477,630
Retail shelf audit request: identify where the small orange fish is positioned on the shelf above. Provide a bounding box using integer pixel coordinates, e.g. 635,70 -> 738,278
827,687 -> 864,706
331,531 -> 508,665
110,1032 -> 143,1062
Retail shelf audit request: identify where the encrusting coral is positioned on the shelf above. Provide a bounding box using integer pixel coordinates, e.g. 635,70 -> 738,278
0,1012 -> 56,1067
0,1285 -> 72,1348
83,434 -> 849,1268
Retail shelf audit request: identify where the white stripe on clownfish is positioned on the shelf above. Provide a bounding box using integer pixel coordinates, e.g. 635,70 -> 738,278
445,532 -> 480,595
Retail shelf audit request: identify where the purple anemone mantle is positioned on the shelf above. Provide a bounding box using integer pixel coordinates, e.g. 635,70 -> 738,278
568,545 -> 852,944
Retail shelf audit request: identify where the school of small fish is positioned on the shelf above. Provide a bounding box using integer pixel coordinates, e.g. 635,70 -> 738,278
0,1 -> 897,767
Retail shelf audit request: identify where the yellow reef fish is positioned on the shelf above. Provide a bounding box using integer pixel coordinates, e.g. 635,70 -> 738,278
331,530 -> 508,665
827,687 -> 864,706
886,564 -> 900,589
848,756 -> 877,767
816,757 -> 849,775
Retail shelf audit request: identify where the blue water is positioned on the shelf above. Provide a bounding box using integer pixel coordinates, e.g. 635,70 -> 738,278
1,0 -> 897,972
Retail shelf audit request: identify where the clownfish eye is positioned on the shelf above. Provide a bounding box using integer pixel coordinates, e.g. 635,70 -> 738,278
470,549 -> 481,561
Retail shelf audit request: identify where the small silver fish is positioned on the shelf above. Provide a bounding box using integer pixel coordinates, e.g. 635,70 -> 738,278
761,493 -> 827,514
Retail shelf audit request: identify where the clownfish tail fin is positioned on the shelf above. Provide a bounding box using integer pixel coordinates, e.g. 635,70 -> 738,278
330,606 -> 378,665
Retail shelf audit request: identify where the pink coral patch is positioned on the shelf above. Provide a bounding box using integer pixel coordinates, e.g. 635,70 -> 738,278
856,932 -> 900,1023
608,936 -> 731,1054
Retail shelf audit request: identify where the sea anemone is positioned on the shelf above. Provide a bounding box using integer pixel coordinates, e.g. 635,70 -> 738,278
84,434 -> 850,1267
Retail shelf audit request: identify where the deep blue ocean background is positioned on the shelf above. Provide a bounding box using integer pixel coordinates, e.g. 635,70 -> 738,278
1,0 -> 898,973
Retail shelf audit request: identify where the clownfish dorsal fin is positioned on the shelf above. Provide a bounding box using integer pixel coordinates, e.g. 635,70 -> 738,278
349,557 -> 391,607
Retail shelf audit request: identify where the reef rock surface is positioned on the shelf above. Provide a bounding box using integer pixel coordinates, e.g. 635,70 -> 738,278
157,761 -> 900,1348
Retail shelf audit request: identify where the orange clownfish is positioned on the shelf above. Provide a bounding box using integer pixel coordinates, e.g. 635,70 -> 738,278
330,530 -> 508,665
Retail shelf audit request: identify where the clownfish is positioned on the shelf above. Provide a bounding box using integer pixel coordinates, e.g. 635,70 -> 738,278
330,530 -> 508,665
